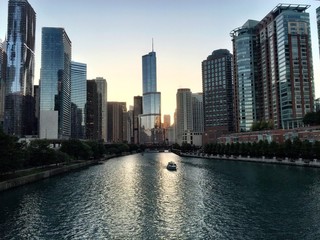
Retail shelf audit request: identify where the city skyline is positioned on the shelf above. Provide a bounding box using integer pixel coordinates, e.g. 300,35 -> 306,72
0,0 -> 320,120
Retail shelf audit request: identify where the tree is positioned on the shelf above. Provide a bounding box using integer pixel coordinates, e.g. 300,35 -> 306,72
86,141 -> 105,159
60,140 -> 92,160
303,112 -> 320,126
27,139 -> 58,166
0,130 -> 22,173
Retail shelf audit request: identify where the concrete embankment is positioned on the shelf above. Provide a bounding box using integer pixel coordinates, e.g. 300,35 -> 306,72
180,152 -> 320,168
0,161 -> 99,192
0,153 -> 120,192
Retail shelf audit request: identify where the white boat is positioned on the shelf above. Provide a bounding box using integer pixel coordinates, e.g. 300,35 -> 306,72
167,161 -> 177,171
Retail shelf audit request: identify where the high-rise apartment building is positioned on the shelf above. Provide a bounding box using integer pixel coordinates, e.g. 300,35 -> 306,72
202,49 -> 234,143
107,102 -> 126,142
126,107 -> 134,143
176,88 -> 193,145
133,96 -> 142,144
95,77 -> 108,141
39,27 -> 71,139
71,61 -> 87,139
163,114 -> 171,129
140,49 -> 162,144
192,93 -> 204,133
176,89 -> 203,146
231,4 -> 314,131
86,80 -> 98,140
34,85 -> 39,136
0,40 -> 6,128
86,78 -> 107,141
4,0 -> 36,136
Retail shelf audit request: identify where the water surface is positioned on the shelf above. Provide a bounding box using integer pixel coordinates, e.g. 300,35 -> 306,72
1,153 -> 320,239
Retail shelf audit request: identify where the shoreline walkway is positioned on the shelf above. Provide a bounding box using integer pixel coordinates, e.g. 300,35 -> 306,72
180,152 -> 320,168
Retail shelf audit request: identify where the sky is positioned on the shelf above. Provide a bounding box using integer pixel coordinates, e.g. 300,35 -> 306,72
0,0 -> 320,122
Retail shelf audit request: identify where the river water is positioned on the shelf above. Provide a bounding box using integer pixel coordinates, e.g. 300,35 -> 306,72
1,152 -> 320,239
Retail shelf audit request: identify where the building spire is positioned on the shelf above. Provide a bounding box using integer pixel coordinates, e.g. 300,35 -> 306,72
152,38 -> 154,52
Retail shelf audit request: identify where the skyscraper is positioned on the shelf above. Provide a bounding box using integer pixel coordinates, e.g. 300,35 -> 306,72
133,96 -> 142,144
176,88 -> 193,145
162,114 -> 171,129
202,49 -> 234,142
86,77 -> 107,141
86,80 -> 98,140
0,40 -> 6,128
4,0 -> 36,136
95,77 -> 108,141
231,4 -> 314,131
192,93 -> 204,133
39,27 -> 71,139
71,61 -> 87,139
107,102 -> 126,142
139,48 -> 162,144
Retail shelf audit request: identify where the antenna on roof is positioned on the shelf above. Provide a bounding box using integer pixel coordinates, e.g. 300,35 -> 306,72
152,38 -> 154,52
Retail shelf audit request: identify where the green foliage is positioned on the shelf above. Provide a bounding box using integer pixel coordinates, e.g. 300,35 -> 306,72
60,140 -> 92,160
86,141 -> 105,159
203,138 -> 320,160
303,111 -> 320,126
0,130 -> 23,173
251,120 -> 274,131
171,143 -> 181,150
105,143 -> 130,155
27,139 -> 57,166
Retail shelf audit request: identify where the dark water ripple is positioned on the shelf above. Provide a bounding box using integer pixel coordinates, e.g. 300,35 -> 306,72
1,153 -> 320,239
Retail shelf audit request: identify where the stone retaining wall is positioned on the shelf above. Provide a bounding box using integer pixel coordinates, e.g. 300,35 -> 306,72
180,153 -> 320,168
0,161 -> 95,192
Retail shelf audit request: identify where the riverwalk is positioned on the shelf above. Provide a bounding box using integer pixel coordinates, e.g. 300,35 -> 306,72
0,154 -> 117,192
180,152 -> 320,168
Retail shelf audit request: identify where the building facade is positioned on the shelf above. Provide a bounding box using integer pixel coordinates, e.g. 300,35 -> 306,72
39,27 -> 71,139
107,102 -> 126,143
133,96 -> 142,144
71,61 -> 87,139
95,77 -> 108,141
86,78 -> 107,141
0,40 -> 6,128
4,0 -> 36,136
86,80 -> 99,140
231,4 -> 314,131
139,50 -> 163,144
176,88 -> 193,145
202,49 -> 234,143
192,93 -> 204,133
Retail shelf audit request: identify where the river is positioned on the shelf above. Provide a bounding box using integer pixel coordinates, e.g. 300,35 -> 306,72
1,152 -> 320,239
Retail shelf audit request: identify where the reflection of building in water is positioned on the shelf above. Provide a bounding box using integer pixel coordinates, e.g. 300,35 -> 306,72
139,47 -> 163,145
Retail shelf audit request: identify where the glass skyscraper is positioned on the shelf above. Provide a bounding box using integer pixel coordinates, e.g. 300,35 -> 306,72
231,21 -> 259,132
4,0 -> 36,136
231,4 -> 314,131
139,50 -> 162,144
71,61 -> 87,139
39,27 -> 71,139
